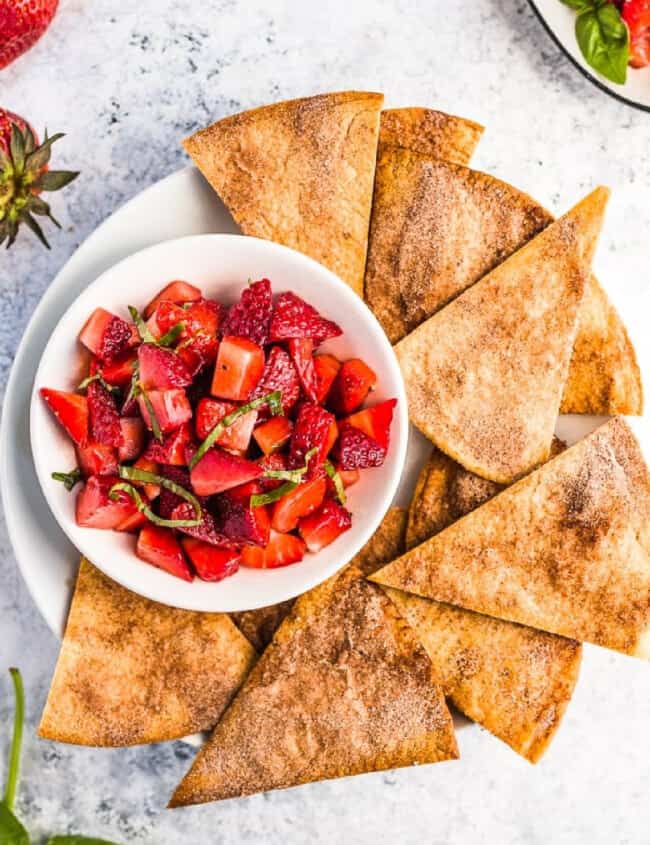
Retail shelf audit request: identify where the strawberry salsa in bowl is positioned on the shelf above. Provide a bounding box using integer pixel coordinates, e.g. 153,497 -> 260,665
30,235 -> 407,612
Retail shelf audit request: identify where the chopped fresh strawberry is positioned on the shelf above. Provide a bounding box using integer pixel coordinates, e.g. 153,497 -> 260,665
144,280 -> 202,318
181,538 -> 241,582
190,447 -> 262,496
194,398 -> 257,451
178,298 -> 223,367
334,426 -> 386,470
345,398 -> 396,450
328,358 -> 377,415
76,475 -> 137,529
288,402 -> 336,470
137,388 -> 192,434
269,292 -> 342,343
241,530 -> 306,569
623,1 -> 650,67
313,354 -> 341,403
211,336 -> 265,401
171,501 -> 233,547
298,499 -> 352,553
40,388 -> 88,446
221,278 -> 273,346
132,456 -> 161,500
136,524 -> 194,582
87,380 -> 123,448
79,308 -> 133,363
338,467 -> 360,488
250,346 -> 301,416
288,338 -> 319,402
217,481 -> 271,546
257,452 -> 289,491
99,353 -> 137,387
271,476 -> 327,533
157,465 -> 192,518
324,420 -> 339,456
143,422 -> 193,466
147,300 -> 185,338
76,442 -> 118,477
253,416 -> 293,456
118,418 -> 145,462
138,344 -> 192,391
115,506 -> 149,533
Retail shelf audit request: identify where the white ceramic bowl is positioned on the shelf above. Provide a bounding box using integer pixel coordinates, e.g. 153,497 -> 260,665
30,234 -> 408,613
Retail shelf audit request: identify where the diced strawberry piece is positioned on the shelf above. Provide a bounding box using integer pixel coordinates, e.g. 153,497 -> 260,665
181,538 -> 241,582
75,475 -> 137,529
269,292 -> 342,343
157,465 -> 192,518
76,441 -> 119,477
132,456 -> 161,500
339,467 -> 360,488
79,308 -> 133,363
298,499 -> 352,553
334,426 -> 386,470
328,358 -> 377,415
324,420 -> 338,456
288,403 -> 336,470
180,299 -> 223,367
253,416 -> 293,456
138,344 -> 192,391
257,452 -> 288,491
241,530 -> 306,569
40,388 -> 88,446
217,481 -> 271,546
211,336 -> 264,401
221,278 -> 272,346
345,398 -> 397,451
137,389 -> 192,433
190,447 -> 262,496
147,300 -> 185,337
100,353 -> 137,387
143,280 -> 202,318
118,417 -> 145,462
288,338 -> 319,402
115,507 -> 149,533
313,354 -> 341,403
271,476 -> 327,533
171,501 -> 232,547
194,398 -> 257,451
136,524 -> 194,582
250,346 -> 301,416
623,1 -> 650,67
143,422 -> 193,466
87,380 -> 123,448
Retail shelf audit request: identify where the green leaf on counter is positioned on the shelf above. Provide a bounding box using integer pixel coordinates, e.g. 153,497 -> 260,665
570,0 -> 629,84
47,837 -> 122,845
0,802 -> 29,845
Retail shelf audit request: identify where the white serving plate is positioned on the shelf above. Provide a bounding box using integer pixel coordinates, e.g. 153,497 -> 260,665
529,0 -> 650,111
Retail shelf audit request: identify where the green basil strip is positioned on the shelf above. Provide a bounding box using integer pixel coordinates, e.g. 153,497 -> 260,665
4,669 -> 24,812
46,837 -> 123,845
77,372 -> 117,393
138,387 -> 163,443
189,390 -> 283,470
250,480 -> 298,507
128,305 -> 157,344
52,468 -> 83,492
110,483 -> 201,528
117,465 -> 202,525
158,322 -> 185,347
325,461 -> 346,505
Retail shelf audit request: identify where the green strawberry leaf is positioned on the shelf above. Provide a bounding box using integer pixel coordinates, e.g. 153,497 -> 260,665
0,802 -> 29,845
9,126 -> 26,175
36,170 -> 80,192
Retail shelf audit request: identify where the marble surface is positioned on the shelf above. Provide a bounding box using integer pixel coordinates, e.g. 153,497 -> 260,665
2,0 -> 650,842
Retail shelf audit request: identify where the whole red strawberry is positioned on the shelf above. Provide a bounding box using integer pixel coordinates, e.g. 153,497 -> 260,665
0,108 -> 78,248
0,0 -> 59,70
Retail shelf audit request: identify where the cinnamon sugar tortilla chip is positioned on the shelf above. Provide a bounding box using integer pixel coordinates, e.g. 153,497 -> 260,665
372,418 -> 650,657
170,525 -> 457,807
39,560 -> 256,747
378,107 -> 483,163
183,91 -> 383,296
395,188 -> 608,483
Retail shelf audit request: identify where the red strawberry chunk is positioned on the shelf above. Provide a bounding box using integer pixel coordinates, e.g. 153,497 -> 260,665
257,452 -> 289,491
98,353 -> 137,387
142,422 -> 193,466
241,530 -> 306,569
328,358 -> 377,415
334,426 -> 386,470
136,524 -> 194,582
75,475 -> 137,529
211,336 -> 265,401
253,416 -> 293,456
180,299 -> 223,366
144,280 -> 202,318
288,338 -> 319,402
132,456 -> 161,500
313,354 -> 341,403
338,467 -> 360,488
250,346 -> 301,416
40,388 -> 88,446
171,501 -> 234,547
298,499 -> 352,553
194,398 -> 257,452
271,476 -> 327,533
118,417 -> 145,462
190,447 -> 262,497
157,465 -> 192,518
345,398 -> 396,451
216,481 -> 271,546
181,538 -> 241,582
79,308 -> 133,363
76,442 -> 118,477
87,380 -> 123,448
269,292 -> 342,343
138,344 -> 192,391
288,403 -> 336,470
115,508 -> 149,534
221,278 -> 272,346
137,388 -> 192,433
148,300 -> 185,338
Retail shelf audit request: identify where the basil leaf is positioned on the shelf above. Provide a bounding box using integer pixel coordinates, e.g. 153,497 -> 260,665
324,461 -> 346,505
127,305 -> 156,344
138,387 -> 163,443
52,469 -> 83,492
47,838 -> 122,845
559,0 -> 597,11
158,322 -> 185,348
575,4 -> 629,84
4,669 -> 24,812
250,480 -> 298,507
0,802 -> 29,845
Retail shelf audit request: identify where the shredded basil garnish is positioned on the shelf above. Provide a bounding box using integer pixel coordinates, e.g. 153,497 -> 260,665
111,465 -> 203,527
128,305 -> 157,344
158,322 -> 185,347
250,480 -> 298,507
325,461 -> 346,504
51,468 -> 82,491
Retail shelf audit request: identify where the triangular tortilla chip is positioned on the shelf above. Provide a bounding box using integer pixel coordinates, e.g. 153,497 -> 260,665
372,418 -> 650,657
230,508 -> 408,652
39,559 -> 256,746
395,188 -> 608,483
378,107 -> 483,163
170,538 -> 457,806
384,444 -> 582,763
183,91 -> 383,296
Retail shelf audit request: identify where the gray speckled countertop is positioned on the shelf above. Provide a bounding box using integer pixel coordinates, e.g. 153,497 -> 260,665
2,1 -> 650,842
